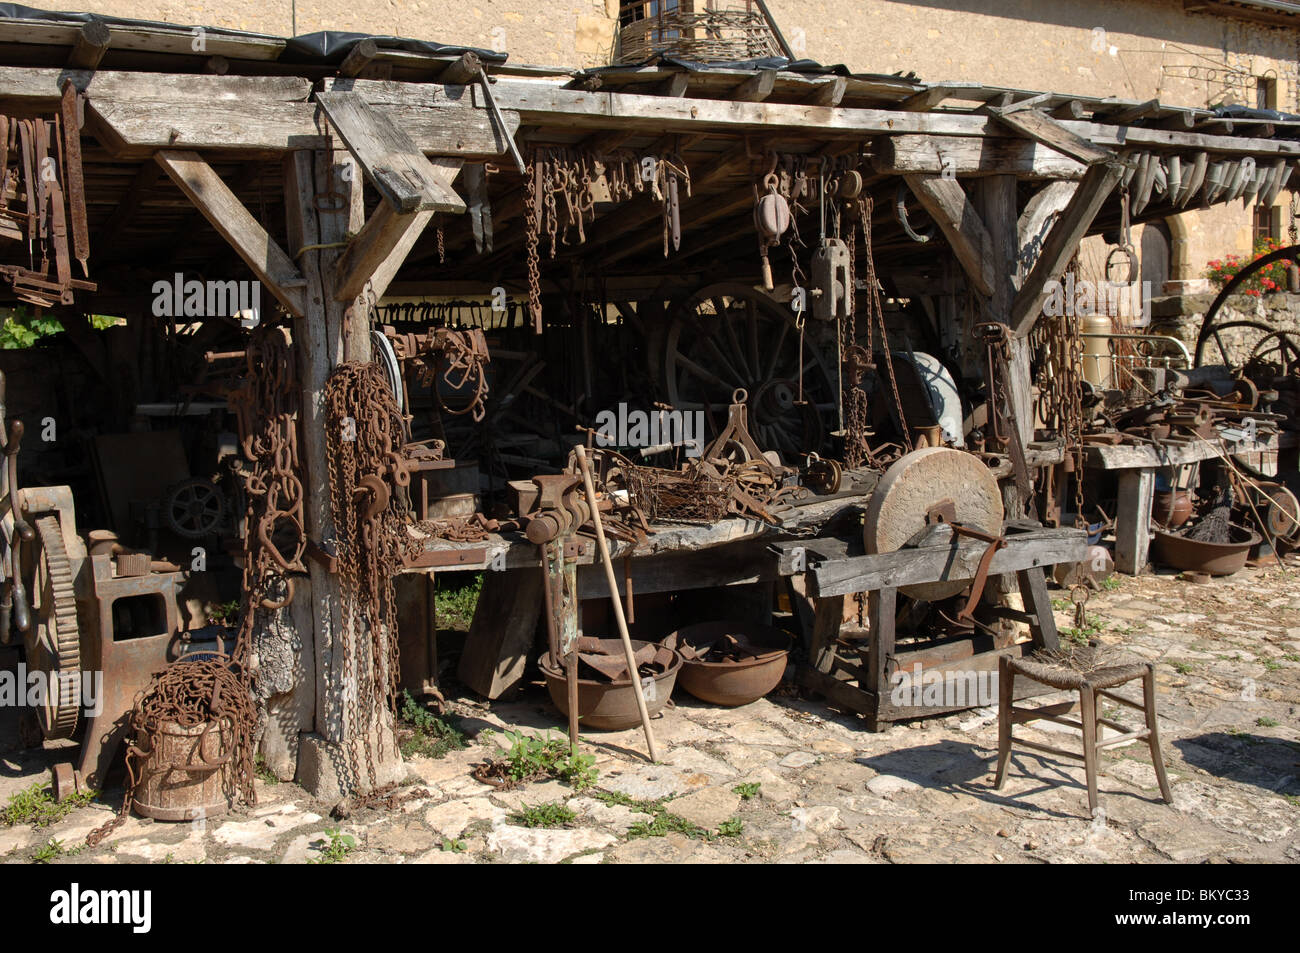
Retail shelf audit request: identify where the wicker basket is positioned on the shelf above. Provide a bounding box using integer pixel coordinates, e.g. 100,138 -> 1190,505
623,464 -> 734,524
617,3 -> 781,64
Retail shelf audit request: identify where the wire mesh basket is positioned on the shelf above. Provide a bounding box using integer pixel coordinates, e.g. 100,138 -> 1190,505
617,2 -> 782,64
623,464 -> 734,524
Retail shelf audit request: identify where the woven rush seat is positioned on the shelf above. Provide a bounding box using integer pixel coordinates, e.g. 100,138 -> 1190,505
1006,656 -> 1150,691
994,650 -> 1174,817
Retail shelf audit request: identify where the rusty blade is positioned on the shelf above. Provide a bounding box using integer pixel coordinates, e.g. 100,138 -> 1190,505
60,81 -> 88,276
577,652 -> 629,681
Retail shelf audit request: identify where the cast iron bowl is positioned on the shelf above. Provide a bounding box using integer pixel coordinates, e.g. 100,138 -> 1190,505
538,639 -> 682,731
1151,523 -> 1260,577
666,620 -> 792,707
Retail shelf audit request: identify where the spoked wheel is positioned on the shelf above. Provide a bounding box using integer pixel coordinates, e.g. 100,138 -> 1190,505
1247,330 -> 1300,376
663,282 -> 838,459
1196,319 -> 1300,375
165,477 -> 225,539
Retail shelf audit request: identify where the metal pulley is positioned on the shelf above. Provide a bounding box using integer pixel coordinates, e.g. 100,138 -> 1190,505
811,238 -> 852,322
863,447 -> 1004,601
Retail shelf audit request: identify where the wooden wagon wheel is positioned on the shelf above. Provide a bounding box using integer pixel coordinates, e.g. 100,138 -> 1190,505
1195,243 -> 1300,367
663,282 -> 838,460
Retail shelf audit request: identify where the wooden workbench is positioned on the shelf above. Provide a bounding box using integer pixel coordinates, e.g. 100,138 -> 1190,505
1086,431 -> 1292,574
782,523 -> 1088,730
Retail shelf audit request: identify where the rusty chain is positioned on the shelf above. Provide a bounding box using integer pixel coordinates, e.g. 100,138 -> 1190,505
325,361 -> 423,789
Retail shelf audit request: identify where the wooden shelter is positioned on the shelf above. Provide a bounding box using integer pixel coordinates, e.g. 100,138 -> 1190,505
1,10 -> 1297,796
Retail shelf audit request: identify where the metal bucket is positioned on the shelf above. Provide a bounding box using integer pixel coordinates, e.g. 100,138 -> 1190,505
667,620 -> 792,707
131,718 -> 234,822
538,640 -> 681,730
1151,524 -> 1260,577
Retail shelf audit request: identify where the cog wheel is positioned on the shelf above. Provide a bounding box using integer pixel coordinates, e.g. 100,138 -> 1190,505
165,477 -> 225,539
23,516 -> 81,739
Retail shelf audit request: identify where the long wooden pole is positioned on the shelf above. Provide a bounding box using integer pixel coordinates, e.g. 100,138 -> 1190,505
573,446 -> 659,762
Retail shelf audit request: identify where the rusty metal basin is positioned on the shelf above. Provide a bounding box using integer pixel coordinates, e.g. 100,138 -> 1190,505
1152,524 -> 1260,577
666,620 -> 792,707
538,639 -> 682,731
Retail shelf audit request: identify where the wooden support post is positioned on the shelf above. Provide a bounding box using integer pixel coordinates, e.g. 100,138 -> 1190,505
903,174 -> 995,297
458,569 -> 546,697
865,587 -> 897,731
807,594 -> 845,674
286,137 -> 429,796
1115,468 -> 1155,575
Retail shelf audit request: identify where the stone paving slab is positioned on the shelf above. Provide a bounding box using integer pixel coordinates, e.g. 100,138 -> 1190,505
1,562 -> 1297,864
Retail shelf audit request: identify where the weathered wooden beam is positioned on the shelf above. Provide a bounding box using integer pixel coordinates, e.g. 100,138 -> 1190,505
317,90 -> 464,214
1017,180 -> 1078,272
66,20 -> 110,71
659,72 -> 691,97
902,174 -> 995,297
874,134 -> 1086,179
335,157 -> 462,301
438,51 -> 483,85
808,529 -> 1087,597
733,68 -> 778,103
338,39 -> 379,78
154,149 -> 305,317
806,76 -> 847,107
989,105 -> 1114,166
1009,161 -> 1125,335
334,206 -> 433,302
1049,99 -> 1086,120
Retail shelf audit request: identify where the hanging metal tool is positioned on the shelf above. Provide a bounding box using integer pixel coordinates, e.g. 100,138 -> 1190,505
476,66 -> 526,175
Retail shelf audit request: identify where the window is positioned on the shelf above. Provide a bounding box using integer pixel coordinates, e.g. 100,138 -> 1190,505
1253,204 -> 1281,242
1256,76 -> 1278,111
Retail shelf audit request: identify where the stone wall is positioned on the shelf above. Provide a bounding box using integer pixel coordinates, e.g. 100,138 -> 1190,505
1149,291 -> 1300,367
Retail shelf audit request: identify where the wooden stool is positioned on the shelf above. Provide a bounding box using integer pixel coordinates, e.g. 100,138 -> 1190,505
993,653 -> 1174,816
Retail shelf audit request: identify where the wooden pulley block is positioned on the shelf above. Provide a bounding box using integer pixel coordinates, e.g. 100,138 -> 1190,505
863,447 -> 1004,601
838,170 -> 863,199
754,173 -> 791,241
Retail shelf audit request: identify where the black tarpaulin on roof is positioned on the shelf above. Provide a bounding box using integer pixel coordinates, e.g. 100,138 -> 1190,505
282,31 -> 506,64
577,52 -> 919,83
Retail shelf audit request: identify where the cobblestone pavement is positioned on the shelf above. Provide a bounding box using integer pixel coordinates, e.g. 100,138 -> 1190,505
2,564 -> 1297,864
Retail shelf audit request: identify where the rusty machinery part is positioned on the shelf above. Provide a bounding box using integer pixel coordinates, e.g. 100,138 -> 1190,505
863,447 -> 1005,601
1195,244 -> 1300,366
1240,480 -> 1300,550
86,657 -> 258,848
433,328 -> 491,423
163,477 -> 226,540
0,92 -> 97,309
380,325 -> 491,423
21,515 -> 80,740
370,328 -> 406,415
894,182 -> 935,243
227,326 -> 306,622
801,453 -> 842,495
1197,319 -> 1300,376
325,360 -> 424,789
664,282 -> 837,461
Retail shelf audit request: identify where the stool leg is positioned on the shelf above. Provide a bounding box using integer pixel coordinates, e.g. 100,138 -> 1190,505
1142,664 -> 1174,804
994,654 -> 1013,789
1079,682 -> 1100,817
